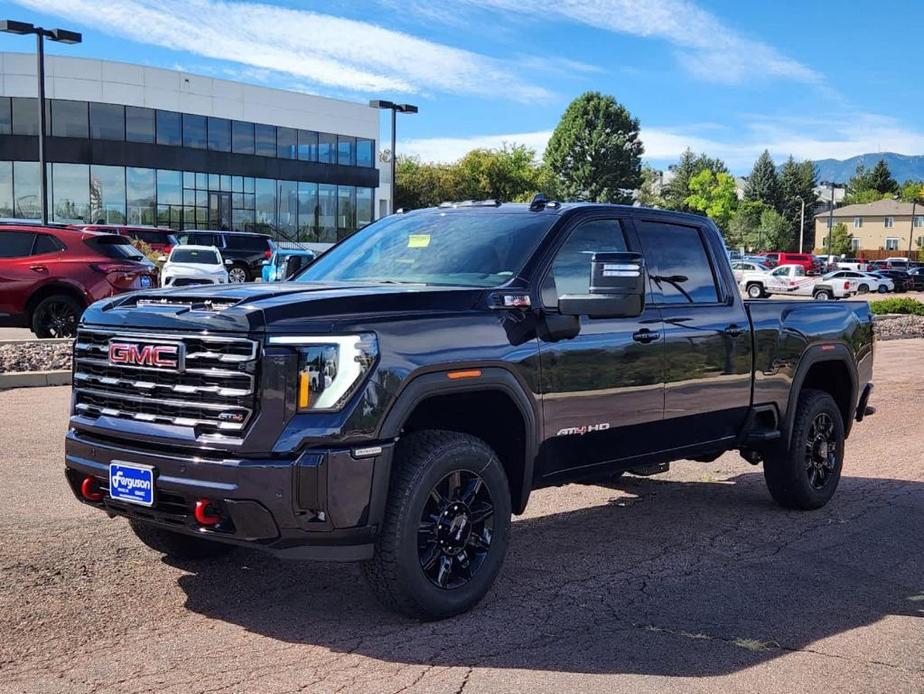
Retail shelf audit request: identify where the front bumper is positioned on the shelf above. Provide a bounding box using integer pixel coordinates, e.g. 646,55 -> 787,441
65,429 -> 394,561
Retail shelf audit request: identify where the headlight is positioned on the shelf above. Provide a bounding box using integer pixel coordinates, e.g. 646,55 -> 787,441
268,334 -> 378,411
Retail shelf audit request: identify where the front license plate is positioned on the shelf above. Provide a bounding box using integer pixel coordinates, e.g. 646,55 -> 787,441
109,462 -> 155,507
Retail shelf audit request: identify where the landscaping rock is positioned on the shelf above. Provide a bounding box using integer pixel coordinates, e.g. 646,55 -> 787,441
873,314 -> 924,340
0,340 -> 73,374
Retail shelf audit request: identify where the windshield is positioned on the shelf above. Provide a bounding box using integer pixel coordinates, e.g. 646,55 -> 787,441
296,211 -> 556,287
171,248 -> 220,264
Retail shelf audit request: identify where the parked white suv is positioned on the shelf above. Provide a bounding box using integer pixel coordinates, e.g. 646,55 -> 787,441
161,245 -> 229,287
739,264 -> 857,300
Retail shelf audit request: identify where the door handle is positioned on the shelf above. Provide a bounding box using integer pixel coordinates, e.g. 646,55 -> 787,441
29,265 -> 47,273
725,324 -> 744,338
632,328 -> 660,344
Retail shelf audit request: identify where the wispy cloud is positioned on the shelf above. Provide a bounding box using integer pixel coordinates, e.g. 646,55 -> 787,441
401,114 -> 924,170
463,0 -> 821,85
13,0 -> 553,101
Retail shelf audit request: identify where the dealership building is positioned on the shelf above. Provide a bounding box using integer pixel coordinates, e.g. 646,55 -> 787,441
0,52 -> 386,242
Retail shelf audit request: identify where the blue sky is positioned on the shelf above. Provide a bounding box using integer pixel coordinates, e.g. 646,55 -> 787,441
2,0 -> 922,173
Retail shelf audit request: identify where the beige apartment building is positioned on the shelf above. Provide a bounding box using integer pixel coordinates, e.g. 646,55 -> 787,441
814,199 -> 924,254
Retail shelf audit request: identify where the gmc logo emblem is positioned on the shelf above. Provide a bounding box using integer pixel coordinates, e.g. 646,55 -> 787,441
108,341 -> 182,370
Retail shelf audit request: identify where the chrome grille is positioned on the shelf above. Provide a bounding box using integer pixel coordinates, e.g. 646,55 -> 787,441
73,328 -> 259,439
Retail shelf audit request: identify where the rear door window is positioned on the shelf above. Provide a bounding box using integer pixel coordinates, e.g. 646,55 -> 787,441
0,231 -> 36,257
225,234 -> 270,252
637,221 -> 719,304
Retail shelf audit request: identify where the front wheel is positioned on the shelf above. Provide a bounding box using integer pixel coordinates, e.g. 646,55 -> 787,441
813,289 -> 832,300
763,389 -> 844,510
746,283 -> 765,299
362,431 -> 512,620
878,285 -> 888,293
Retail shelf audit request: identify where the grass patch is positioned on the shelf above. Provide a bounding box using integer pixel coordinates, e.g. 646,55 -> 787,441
870,298 -> 924,315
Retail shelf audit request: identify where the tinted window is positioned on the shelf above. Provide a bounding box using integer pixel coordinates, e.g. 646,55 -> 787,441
224,234 -> 270,251
129,229 -> 171,244
254,124 -> 275,157
337,136 -> 355,166
183,114 -> 207,148
89,103 -> 125,140
12,97 -> 38,135
207,117 -> 231,152
184,232 -> 217,246
232,121 -> 254,154
33,233 -> 63,254
356,138 -> 374,167
125,106 -> 155,143
0,97 -> 11,135
51,100 -> 88,138
171,248 -> 220,264
638,221 -> 719,304
544,219 -> 628,303
277,127 -> 297,159
298,130 -> 317,161
156,110 -> 181,146
83,236 -> 144,260
318,132 -> 336,164
0,231 -> 35,257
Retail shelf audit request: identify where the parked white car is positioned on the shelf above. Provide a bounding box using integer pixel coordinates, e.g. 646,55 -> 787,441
731,259 -> 770,284
825,270 -> 893,294
739,264 -> 857,300
161,245 -> 229,287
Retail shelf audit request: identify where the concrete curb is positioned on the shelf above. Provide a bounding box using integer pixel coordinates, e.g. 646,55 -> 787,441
0,370 -> 72,390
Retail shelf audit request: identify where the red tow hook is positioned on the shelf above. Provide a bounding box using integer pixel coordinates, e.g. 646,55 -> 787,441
80,476 -> 103,502
194,499 -> 221,526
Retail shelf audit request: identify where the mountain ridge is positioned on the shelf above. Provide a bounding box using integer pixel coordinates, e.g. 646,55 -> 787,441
812,152 -> 924,183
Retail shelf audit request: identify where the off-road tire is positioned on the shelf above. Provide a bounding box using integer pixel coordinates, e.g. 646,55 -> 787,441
129,520 -> 235,560
763,389 -> 844,510
362,430 -> 512,620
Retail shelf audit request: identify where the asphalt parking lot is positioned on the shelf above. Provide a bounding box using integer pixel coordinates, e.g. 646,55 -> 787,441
1,341 -> 922,694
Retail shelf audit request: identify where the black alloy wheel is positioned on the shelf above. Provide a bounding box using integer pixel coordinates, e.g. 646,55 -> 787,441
805,412 -> 838,490
418,469 -> 495,589
31,295 -> 82,338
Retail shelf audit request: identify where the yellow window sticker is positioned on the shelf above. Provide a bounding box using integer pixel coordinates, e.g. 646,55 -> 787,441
407,234 -> 431,248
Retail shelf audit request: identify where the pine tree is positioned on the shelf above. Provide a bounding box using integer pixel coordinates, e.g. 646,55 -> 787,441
744,150 -> 780,211
778,156 -> 818,250
868,158 -> 899,195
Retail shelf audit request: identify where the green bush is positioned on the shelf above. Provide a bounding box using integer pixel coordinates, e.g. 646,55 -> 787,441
870,298 -> 924,315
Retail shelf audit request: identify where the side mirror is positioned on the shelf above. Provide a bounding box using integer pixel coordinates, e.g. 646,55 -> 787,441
224,259 -> 233,266
559,252 -> 645,319
260,259 -> 269,267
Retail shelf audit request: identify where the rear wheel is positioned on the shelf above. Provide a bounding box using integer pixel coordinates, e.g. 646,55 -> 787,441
763,389 -> 844,510
877,284 -> 888,293
362,431 -> 511,620
31,294 -> 82,338
813,289 -> 832,300
746,283 -> 765,299
857,283 -> 869,294
227,265 -> 250,283
129,520 -> 235,560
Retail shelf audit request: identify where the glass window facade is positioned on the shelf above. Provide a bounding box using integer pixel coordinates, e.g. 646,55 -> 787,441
318,132 -> 336,164
156,110 -> 181,146
356,139 -> 374,167
126,167 -> 156,225
255,124 -> 276,157
298,130 -> 317,162
208,117 -> 231,152
232,120 -> 254,155
277,127 -> 297,159
12,97 -> 38,136
90,165 -> 126,224
0,160 -> 12,217
126,106 -> 155,143
90,103 -> 125,140
337,136 -> 355,167
0,97 -> 12,135
182,114 -> 207,149
12,161 -> 40,218
51,100 -> 88,138
51,163 -> 90,223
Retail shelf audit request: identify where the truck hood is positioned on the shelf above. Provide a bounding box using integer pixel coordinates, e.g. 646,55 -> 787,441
80,281 -> 487,334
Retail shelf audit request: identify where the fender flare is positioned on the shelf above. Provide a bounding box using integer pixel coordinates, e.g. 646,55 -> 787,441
782,343 -> 858,448
378,365 -> 540,513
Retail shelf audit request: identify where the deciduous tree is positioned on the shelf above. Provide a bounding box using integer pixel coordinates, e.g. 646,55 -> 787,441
684,169 -> 738,232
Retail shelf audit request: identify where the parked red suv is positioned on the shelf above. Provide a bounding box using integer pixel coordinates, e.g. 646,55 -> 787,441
763,252 -> 815,273
78,225 -> 178,256
0,223 -> 155,338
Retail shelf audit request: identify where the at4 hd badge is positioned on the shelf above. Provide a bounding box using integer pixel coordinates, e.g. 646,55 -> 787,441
556,422 -> 611,437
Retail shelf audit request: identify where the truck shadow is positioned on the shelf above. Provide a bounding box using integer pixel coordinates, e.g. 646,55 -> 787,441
174,472 -> 923,676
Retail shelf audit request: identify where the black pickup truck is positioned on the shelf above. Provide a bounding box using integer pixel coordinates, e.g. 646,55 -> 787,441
65,199 -> 874,619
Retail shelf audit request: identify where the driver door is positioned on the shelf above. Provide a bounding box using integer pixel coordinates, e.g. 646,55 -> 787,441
537,215 -> 665,480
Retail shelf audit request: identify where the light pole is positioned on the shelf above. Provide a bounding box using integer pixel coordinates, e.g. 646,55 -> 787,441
820,180 -> 839,258
369,100 -> 418,215
0,20 -> 82,224
908,198 -> 918,260
791,196 -> 806,253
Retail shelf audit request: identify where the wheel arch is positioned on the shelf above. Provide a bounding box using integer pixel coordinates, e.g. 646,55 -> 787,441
25,281 -> 88,321
782,344 -> 858,448
378,366 -> 539,514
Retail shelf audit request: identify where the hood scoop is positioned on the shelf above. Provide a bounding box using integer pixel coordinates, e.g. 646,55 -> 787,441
132,295 -> 239,312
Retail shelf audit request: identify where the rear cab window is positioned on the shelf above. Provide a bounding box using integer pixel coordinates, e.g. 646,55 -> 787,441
637,220 -> 719,304
83,235 -> 145,260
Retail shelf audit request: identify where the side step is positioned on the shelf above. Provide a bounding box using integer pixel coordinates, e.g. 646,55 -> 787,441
743,430 -> 781,445
629,462 -> 670,476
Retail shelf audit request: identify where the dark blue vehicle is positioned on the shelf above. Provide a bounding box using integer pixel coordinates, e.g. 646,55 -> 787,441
65,198 -> 874,619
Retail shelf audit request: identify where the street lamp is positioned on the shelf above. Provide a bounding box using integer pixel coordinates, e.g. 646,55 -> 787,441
369,99 -> 418,215
791,196 -> 806,254
819,181 -> 840,259
0,20 -> 83,224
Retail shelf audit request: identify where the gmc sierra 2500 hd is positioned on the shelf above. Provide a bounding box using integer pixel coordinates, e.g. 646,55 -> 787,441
65,198 -> 874,619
